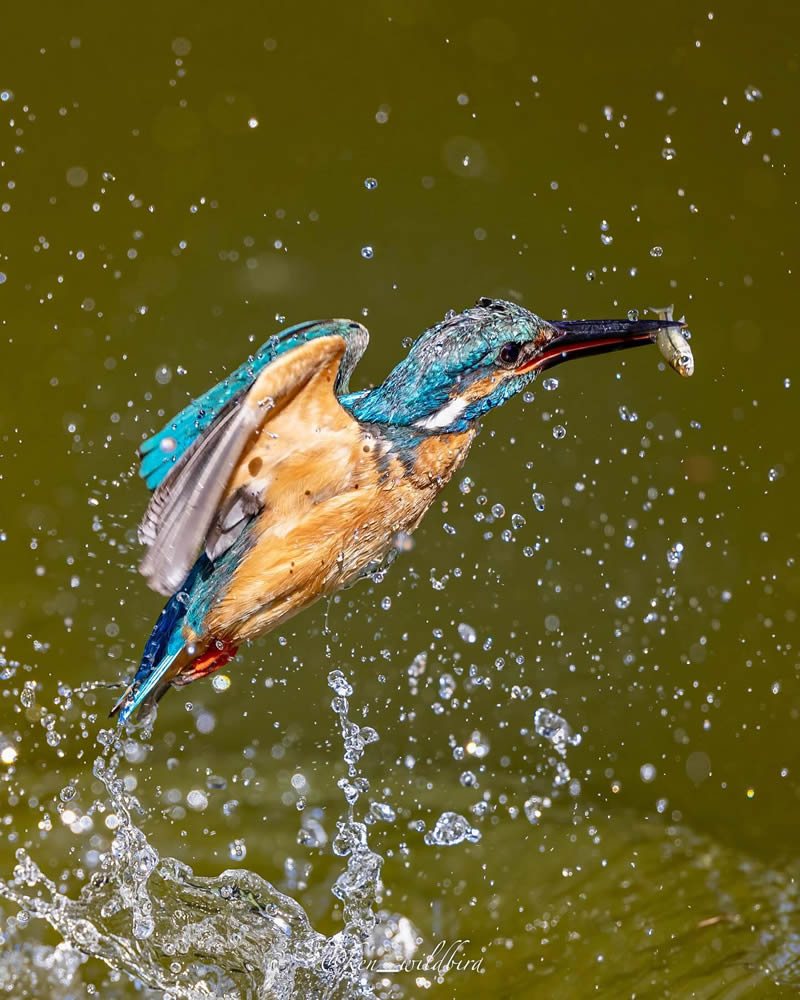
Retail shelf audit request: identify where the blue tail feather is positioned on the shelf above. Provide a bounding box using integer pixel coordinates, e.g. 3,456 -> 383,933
115,648 -> 181,724
114,555 -> 213,723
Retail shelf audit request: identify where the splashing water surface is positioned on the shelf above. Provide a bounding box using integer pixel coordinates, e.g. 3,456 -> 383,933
0,673 -> 418,999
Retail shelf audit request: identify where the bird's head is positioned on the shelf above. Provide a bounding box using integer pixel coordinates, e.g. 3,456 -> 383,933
353,297 -> 685,432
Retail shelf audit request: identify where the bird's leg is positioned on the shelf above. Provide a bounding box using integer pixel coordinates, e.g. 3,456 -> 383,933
172,639 -> 238,687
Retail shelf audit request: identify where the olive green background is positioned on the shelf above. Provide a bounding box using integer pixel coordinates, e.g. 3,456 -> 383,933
1,1 -> 799,996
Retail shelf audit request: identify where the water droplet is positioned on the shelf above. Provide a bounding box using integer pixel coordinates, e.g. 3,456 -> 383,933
392,531 -> 414,552
491,503 -> 505,518
228,838 -> 247,860
744,85 -> 763,102
212,674 -> 231,692
552,424 -> 566,440
407,652 -> 427,679
457,623 -> 477,644
524,794 -> 551,823
666,541 -> 684,570
364,177 -> 378,190
380,596 -> 392,610
369,801 -> 396,822
464,731 -> 489,758
297,818 -> 325,847
511,513 -> 526,530
327,669 -> 353,697
533,707 -> 581,750
532,492 -> 546,512
438,673 -> 456,700
186,789 -> 208,811
650,246 -> 664,258
66,166 -> 89,187
360,245 -> 374,259
640,763 -> 657,782
661,147 -> 676,160
20,681 -> 35,708
542,377 -> 559,391
155,365 -> 172,385
424,811 -> 480,846
615,595 -> 631,610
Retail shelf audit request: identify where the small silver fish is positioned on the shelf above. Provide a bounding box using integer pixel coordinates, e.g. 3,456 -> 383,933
648,305 -> 694,377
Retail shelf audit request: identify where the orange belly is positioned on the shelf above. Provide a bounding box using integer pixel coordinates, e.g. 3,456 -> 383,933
206,427 -> 474,642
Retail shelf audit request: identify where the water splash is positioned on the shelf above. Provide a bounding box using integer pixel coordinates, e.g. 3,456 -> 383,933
0,671 -> 412,998
3,739 -> 334,997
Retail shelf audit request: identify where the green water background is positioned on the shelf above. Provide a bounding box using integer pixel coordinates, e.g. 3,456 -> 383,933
1,1 -> 799,996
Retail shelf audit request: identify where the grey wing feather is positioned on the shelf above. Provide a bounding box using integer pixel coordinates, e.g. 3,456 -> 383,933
336,323 -> 369,395
205,482 -> 267,562
138,394 -> 262,595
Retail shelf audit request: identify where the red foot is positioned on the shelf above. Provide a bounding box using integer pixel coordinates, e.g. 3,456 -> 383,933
173,640 -> 238,687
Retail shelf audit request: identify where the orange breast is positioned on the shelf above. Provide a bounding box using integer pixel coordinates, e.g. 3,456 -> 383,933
206,426 -> 474,641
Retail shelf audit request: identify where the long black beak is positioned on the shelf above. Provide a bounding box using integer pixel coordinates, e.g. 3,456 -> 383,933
521,318 -> 687,373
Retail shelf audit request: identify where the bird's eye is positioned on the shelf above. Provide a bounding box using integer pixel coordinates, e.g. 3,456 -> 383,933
497,341 -> 522,367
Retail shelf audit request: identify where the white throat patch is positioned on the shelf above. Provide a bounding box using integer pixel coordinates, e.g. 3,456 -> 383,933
414,396 -> 468,431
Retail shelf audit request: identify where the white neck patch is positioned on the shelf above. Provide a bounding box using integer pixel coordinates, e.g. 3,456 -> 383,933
414,396 -> 468,431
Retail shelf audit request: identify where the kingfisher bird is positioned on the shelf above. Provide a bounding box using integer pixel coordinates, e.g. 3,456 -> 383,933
112,298 -> 689,723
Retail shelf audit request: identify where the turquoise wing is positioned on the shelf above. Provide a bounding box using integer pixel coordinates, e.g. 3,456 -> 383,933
139,319 -> 369,491
136,329 -> 368,596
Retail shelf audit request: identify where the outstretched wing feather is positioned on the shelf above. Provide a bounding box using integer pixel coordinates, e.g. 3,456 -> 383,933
137,336 -> 349,596
138,320 -> 368,491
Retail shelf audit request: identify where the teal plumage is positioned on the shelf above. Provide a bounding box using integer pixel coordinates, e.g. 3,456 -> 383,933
113,299 -> 689,724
